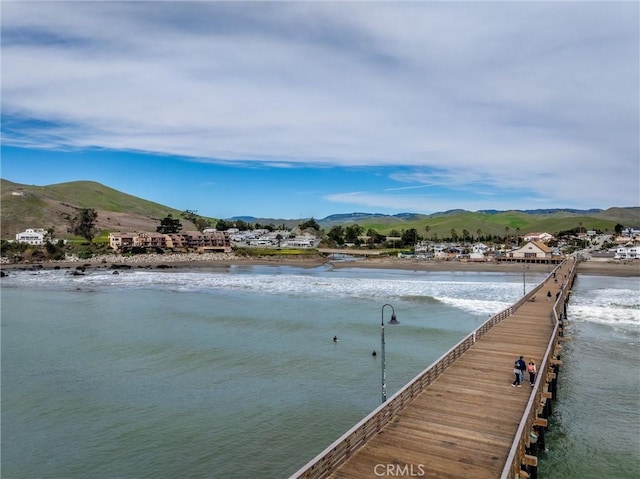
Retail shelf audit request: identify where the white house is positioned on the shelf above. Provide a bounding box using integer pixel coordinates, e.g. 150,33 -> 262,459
614,247 -> 638,260
523,232 -> 554,243
432,244 -> 448,253
249,239 -> 274,246
472,242 -> 490,253
16,228 -> 47,245
284,237 -> 315,248
469,251 -> 486,261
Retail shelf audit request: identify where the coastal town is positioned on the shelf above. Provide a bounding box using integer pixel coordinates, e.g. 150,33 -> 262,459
6,224 -> 640,266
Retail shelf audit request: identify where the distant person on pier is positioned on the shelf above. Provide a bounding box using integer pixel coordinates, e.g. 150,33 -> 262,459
528,361 -> 537,387
546,290 -> 552,301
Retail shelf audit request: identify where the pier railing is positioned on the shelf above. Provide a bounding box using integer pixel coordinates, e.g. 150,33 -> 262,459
289,263 -> 562,479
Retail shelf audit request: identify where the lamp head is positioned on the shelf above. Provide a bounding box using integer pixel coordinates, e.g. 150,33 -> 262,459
388,313 -> 399,325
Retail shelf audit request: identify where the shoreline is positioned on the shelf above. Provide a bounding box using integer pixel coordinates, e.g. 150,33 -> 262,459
332,258 -> 640,277
1,253 -> 639,277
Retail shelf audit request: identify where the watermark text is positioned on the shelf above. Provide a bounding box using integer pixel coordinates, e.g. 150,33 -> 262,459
373,463 -> 426,477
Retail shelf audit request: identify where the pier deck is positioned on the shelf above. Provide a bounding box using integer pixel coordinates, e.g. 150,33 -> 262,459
292,259 -> 575,479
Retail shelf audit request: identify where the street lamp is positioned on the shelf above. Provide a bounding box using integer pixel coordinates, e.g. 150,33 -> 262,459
381,303 -> 399,403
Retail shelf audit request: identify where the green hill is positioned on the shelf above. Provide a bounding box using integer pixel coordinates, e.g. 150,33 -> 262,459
1,178 -> 638,242
0,179 -> 192,241
349,209 -> 638,240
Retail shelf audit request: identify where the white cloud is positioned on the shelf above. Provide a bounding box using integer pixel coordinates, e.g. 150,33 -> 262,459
2,1 -> 638,208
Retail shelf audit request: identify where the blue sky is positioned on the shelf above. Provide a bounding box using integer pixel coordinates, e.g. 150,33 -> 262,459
1,2 -> 638,220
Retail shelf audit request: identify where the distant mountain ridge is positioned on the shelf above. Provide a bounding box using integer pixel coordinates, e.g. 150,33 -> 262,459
228,208 -> 640,237
235,207 -> 627,224
478,208 -> 604,215
1,178 -> 638,241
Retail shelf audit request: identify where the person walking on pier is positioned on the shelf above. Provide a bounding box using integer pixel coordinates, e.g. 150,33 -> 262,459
512,356 -> 526,387
512,363 -> 521,387
528,361 -> 537,387
517,356 -> 526,384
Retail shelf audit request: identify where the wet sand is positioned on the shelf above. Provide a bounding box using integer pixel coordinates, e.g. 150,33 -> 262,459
331,258 -> 640,277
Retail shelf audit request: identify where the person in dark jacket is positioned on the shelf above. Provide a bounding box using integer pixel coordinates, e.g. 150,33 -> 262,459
512,356 -> 526,387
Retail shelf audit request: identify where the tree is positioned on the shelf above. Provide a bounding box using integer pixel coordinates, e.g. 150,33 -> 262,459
615,223 -> 624,234
181,209 -> 211,231
215,219 -> 232,231
44,226 -> 56,244
366,228 -> 385,244
424,225 -> 431,240
45,239 -> 65,260
327,225 -> 345,245
68,208 -> 98,242
476,229 -> 483,241
234,220 -> 251,231
157,214 -> 182,234
299,218 -> 321,231
255,223 -> 275,232
344,224 -> 364,244
401,228 -> 419,246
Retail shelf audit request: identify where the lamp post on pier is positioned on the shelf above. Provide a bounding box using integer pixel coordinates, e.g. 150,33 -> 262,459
381,303 -> 399,403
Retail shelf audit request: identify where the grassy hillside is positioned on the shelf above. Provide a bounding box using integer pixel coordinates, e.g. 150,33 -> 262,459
6,180 -> 174,216
0,179 -> 194,241
594,207 -> 640,224
1,178 -> 638,242
344,209 -> 638,240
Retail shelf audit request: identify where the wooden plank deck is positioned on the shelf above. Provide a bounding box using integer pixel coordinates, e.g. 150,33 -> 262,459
324,261 -> 573,479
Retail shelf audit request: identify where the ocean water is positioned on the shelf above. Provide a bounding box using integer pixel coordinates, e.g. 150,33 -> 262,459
1,265 -> 637,478
539,274 -> 640,479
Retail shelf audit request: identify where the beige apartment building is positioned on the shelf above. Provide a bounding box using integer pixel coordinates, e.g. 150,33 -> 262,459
108,230 -> 231,253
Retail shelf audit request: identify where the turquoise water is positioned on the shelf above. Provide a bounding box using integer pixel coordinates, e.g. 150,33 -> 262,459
1,265 -> 637,478
540,274 -> 640,479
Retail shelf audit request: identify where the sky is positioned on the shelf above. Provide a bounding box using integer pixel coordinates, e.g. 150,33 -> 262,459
1,1 -> 639,220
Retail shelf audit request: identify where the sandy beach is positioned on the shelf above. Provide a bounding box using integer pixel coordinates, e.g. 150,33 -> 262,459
331,257 -> 640,277
2,253 -> 638,277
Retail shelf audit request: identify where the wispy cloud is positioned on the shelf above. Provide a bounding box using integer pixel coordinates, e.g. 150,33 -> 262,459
2,1 -> 638,212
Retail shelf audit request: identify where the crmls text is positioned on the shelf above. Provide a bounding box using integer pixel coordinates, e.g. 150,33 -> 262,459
374,463 -> 426,477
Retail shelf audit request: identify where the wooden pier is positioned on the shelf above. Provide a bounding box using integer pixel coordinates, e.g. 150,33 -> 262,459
290,257 -> 576,479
